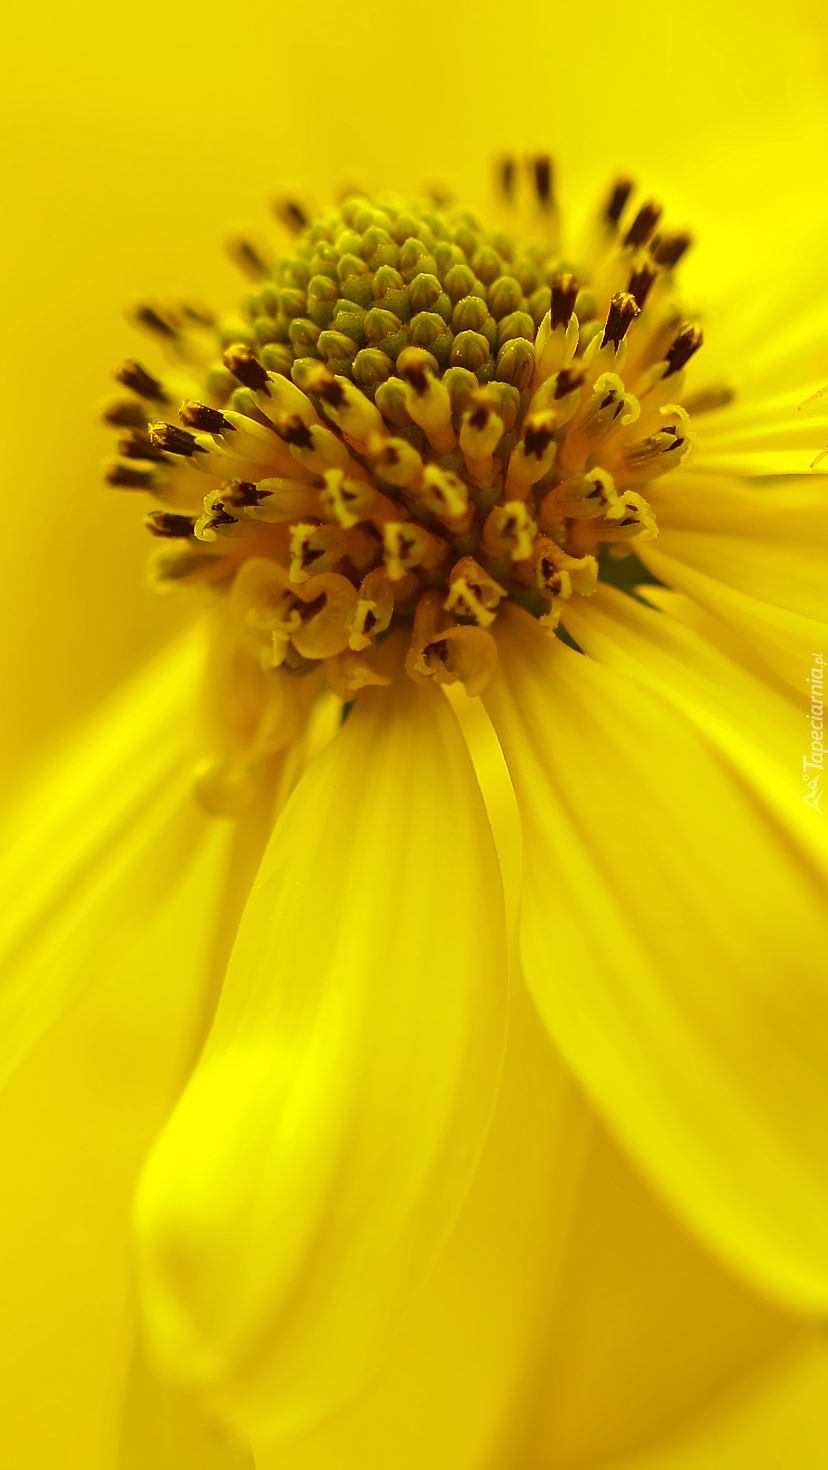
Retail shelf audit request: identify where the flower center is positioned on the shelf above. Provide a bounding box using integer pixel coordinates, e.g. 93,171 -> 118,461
103,164 -> 707,807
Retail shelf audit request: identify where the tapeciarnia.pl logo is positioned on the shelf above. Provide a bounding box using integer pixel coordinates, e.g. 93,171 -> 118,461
803,653 -> 825,814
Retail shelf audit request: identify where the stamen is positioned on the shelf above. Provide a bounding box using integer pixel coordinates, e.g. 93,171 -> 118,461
347,566 -> 395,650
652,232 -> 692,268
482,501 -> 537,561
532,155 -> 554,206
664,323 -> 703,376
105,463 -> 159,490
179,401 -> 236,434
443,557 -> 507,628
116,360 -> 167,401
148,422 -> 203,457
604,177 -> 634,228
550,272 -> 579,330
101,398 -> 148,429
602,292 -> 640,348
117,430 -> 168,462
145,511 -> 196,539
628,264 -> 657,309
272,196 -> 310,234
224,343 -> 270,393
288,522 -> 348,583
383,521 -> 447,581
131,304 -> 179,339
623,201 -> 662,249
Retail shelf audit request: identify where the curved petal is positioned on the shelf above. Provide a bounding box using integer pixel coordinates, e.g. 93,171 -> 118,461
252,981 -> 585,1470
599,1334 -> 828,1470
484,602 -> 828,1314
523,1105 -> 794,1470
254,987 -> 794,1470
0,779 -> 241,1469
136,651 -> 509,1441
118,1346 -> 254,1469
0,626 -> 215,1085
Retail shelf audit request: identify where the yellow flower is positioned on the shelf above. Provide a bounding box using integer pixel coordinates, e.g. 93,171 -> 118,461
4,146 -> 828,1470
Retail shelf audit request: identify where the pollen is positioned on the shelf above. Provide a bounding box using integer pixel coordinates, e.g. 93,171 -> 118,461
105,160 -> 714,808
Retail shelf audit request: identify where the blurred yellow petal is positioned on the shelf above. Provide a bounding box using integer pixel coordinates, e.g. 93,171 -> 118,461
485,603 -> 828,1313
602,1334 -> 828,1470
0,780 -> 243,1468
255,988 -> 795,1470
136,652 -> 508,1440
118,1346 -> 253,1469
525,1109 -> 794,1470
251,981 -> 582,1470
0,626 -> 219,1083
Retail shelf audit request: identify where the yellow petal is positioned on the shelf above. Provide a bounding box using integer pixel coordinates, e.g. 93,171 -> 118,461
255,987 -> 795,1470
136,650 -> 508,1441
600,1334 -> 828,1470
0,774 -> 240,1468
639,470 -> 828,687
485,602 -> 828,1313
118,1344 -> 254,1469
252,981 -> 583,1470
524,1108 -> 794,1470
0,627 -> 216,1084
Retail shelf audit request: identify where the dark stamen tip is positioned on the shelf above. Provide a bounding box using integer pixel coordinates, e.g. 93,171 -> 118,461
116,360 -> 166,402
624,200 -> 662,249
223,343 -> 270,393
180,400 -> 234,434
604,177 -> 634,228
628,264 -> 657,309
602,292 -> 640,349
554,366 -> 586,400
532,154 -> 553,206
148,421 -> 201,457
132,304 -> 179,338
664,323 -> 704,376
272,197 -> 309,234
652,231 -> 692,269
550,271 -> 579,330
146,511 -> 197,539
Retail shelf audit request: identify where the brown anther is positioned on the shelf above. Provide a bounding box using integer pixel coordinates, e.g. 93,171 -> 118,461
623,200 -> 662,249
220,479 -> 270,508
468,405 -> 489,431
664,323 -> 704,376
554,365 -> 586,400
145,511 -> 196,539
179,401 -> 235,434
550,271 -> 579,330
628,264 -> 657,309
499,156 -> 515,201
118,429 -> 168,462
148,422 -> 201,457
400,361 -> 431,395
272,197 -> 309,234
602,292 -> 640,348
532,155 -> 553,205
652,232 -> 692,269
523,418 -> 556,458
226,237 -> 271,280
280,414 -> 314,449
319,378 -> 347,410
223,343 -> 270,393
604,177 -> 634,228
102,398 -> 147,429
116,360 -> 166,401
133,304 -> 178,338
105,463 -> 158,489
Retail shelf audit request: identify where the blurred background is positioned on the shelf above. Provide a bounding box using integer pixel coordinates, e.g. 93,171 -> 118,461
3,0 -> 828,794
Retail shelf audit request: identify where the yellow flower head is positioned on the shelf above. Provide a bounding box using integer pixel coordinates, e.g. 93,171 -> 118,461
101,161 -> 733,819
